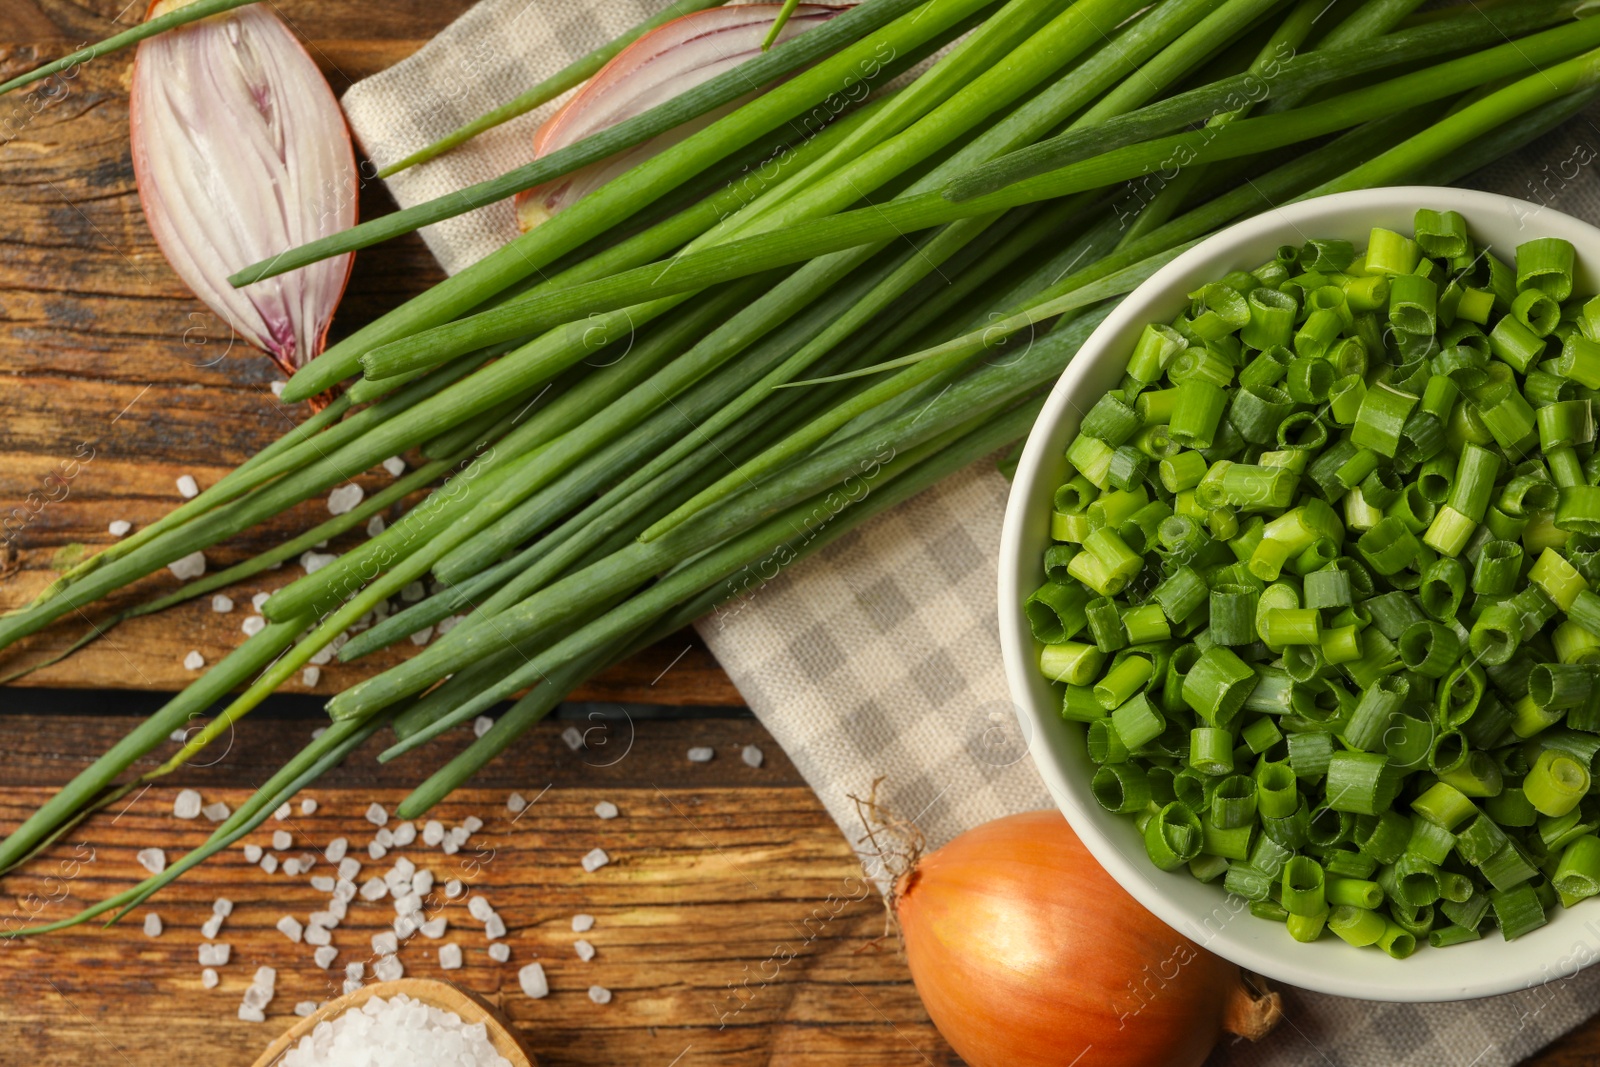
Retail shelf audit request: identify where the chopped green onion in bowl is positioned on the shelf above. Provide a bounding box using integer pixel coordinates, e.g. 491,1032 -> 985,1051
1024,206 -> 1600,959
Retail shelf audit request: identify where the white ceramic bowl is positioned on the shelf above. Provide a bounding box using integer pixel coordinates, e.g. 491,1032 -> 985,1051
999,186 -> 1600,1002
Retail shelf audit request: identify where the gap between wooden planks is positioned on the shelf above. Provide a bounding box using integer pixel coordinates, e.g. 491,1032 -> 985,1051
0,714 -> 954,1066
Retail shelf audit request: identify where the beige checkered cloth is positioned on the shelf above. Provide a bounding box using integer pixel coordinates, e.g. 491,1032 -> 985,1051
343,4 -> 1600,1062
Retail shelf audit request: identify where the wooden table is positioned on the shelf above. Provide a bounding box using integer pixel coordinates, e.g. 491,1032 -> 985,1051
0,2 -> 1595,1064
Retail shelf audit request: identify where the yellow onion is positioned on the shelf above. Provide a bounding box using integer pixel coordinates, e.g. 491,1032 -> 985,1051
130,0 -> 356,381
513,3 -> 846,230
896,811 -> 1281,1067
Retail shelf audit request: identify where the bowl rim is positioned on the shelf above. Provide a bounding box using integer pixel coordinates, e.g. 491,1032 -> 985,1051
998,185 -> 1600,1002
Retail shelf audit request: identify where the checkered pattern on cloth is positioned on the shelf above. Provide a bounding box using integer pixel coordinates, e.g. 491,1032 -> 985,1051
341,3 -> 1600,1061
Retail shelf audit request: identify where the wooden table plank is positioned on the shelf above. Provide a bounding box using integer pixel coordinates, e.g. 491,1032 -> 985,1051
0,714 -> 955,1066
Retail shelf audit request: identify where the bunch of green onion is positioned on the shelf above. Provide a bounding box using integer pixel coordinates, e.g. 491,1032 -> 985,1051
3,0 -> 1600,930
1032,213 -> 1600,956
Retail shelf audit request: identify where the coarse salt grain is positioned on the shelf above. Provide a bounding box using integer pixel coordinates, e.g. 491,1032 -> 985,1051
359,877 -> 387,901
519,963 -> 549,999
252,593 -> 272,614
391,821 -> 417,847
365,802 -> 388,827
238,1005 -> 265,1023
260,855 -> 278,875
301,666 -> 321,687
300,551 -> 337,574
382,456 -> 407,477
283,857 -> 303,877
338,858 -> 360,882
333,880 -> 356,905
182,650 -> 205,671
310,909 -> 339,929
137,848 -> 167,874
294,1001 -> 317,1017
242,615 -> 266,637
436,614 -> 465,635
448,826 -> 470,847
438,943 -> 463,970
574,939 -> 595,962
144,913 -> 163,938
327,483 -> 364,516
589,985 -> 612,1005
325,837 -> 348,863
581,848 -> 610,873
255,965 -> 276,989
243,844 -> 262,863
445,879 -> 464,899
203,801 -> 230,821
213,897 -> 233,918
366,514 -> 386,537
422,820 -> 444,846
346,962 -> 363,981
409,626 -> 434,646
373,954 -> 404,982
488,942 -> 510,963
594,801 -> 619,820
413,870 -> 434,895
168,550 -> 206,580
367,840 -> 387,861
372,931 -> 398,956
304,925 -> 331,947
310,875 -> 335,893
176,474 -> 199,499
507,792 -> 527,814
742,744 -> 765,768
394,892 -> 422,917
309,644 -> 335,666
687,746 -> 714,763
342,979 -> 362,995
201,914 -> 223,940
173,789 -> 202,819
473,715 -> 494,738
561,725 -> 585,751
420,917 -> 447,939
313,946 -> 337,969
201,967 -> 219,988
272,829 -> 291,851
467,896 -> 493,922
375,827 -> 395,849
484,914 -> 506,940
198,943 -> 231,966
277,916 -> 303,943
108,519 -> 132,537
211,593 -> 233,613
571,914 -> 595,933
462,816 -> 483,834
270,380 -> 286,397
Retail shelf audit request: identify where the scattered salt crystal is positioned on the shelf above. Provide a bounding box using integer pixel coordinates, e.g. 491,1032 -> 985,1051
337,857 -> 360,882
313,946 -> 337,969
519,963 -> 549,999
462,816 -> 483,834
253,593 -> 273,614
282,857 -> 303,877
309,644 -> 335,666
507,792 -> 527,814
201,967 -> 219,988
211,593 -> 233,613
309,910 -> 338,929
238,1005 -> 265,1023
561,726 -> 585,751
182,650 -> 205,671
201,915 -> 223,940
371,931 -> 399,956
260,855 -> 278,875
595,801 -> 619,820
359,877 -> 388,901
202,801 -> 230,822
488,943 -> 510,963
742,744 -> 765,768
327,483 -> 364,516
448,826 -> 470,847
575,939 -> 595,962
272,829 -> 291,851
441,837 -> 460,855
342,979 -> 362,995
391,821 -> 416,847
373,954 -> 404,982
382,457 -> 407,477
198,943 -> 230,966
243,844 -> 263,863
366,514 -> 386,538
300,551 -> 337,574
572,914 -> 595,933
333,880 -> 356,905
375,827 -> 394,848
436,614 -> 464,635
255,965 -> 276,988
420,917 -> 447,939
242,615 -> 266,637
473,715 -> 494,738
169,728 -> 188,743
176,475 -> 199,499
276,916 -> 303,943
394,915 -> 417,939
581,848 -> 610,873
484,914 -> 506,940
173,789 -> 202,819
137,848 -> 167,874
325,837 -> 348,863
242,985 -> 271,1011
367,840 -> 387,861
687,746 -> 714,763
589,985 -> 612,1005
438,943 -> 463,970
365,802 -> 388,827
296,852 -> 316,871
108,519 -> 132,537
445,879 -> 464,899
422,820 -> 445,846
144,913 -> 163,938
393,892 -> 422,917
270,380 -> 286,397
168,550 -> 206,580
409,626 -> 434,646
294,1001 -> 317,1017
467,896 -> 494,922
304,925 -> 331,947
213,897 -> 233,918
310,875 -> 335,893
413,870 -> 434,896
301,666 -> 321,687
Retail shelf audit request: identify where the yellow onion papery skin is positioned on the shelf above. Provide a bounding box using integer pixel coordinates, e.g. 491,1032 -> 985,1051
513,3 -> 846,231
130,0 -> 356,382
895,810 -> 1281,1067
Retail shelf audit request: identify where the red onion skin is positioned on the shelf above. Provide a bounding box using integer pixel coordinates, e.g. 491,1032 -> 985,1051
895,811 -> 1277,1067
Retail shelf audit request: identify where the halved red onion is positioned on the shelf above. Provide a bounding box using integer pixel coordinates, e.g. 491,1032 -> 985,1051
130,0 -> 356,380
514,3 -> 847,231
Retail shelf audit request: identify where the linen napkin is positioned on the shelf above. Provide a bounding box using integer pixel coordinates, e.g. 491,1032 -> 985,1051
341,6 -> 1600,1062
